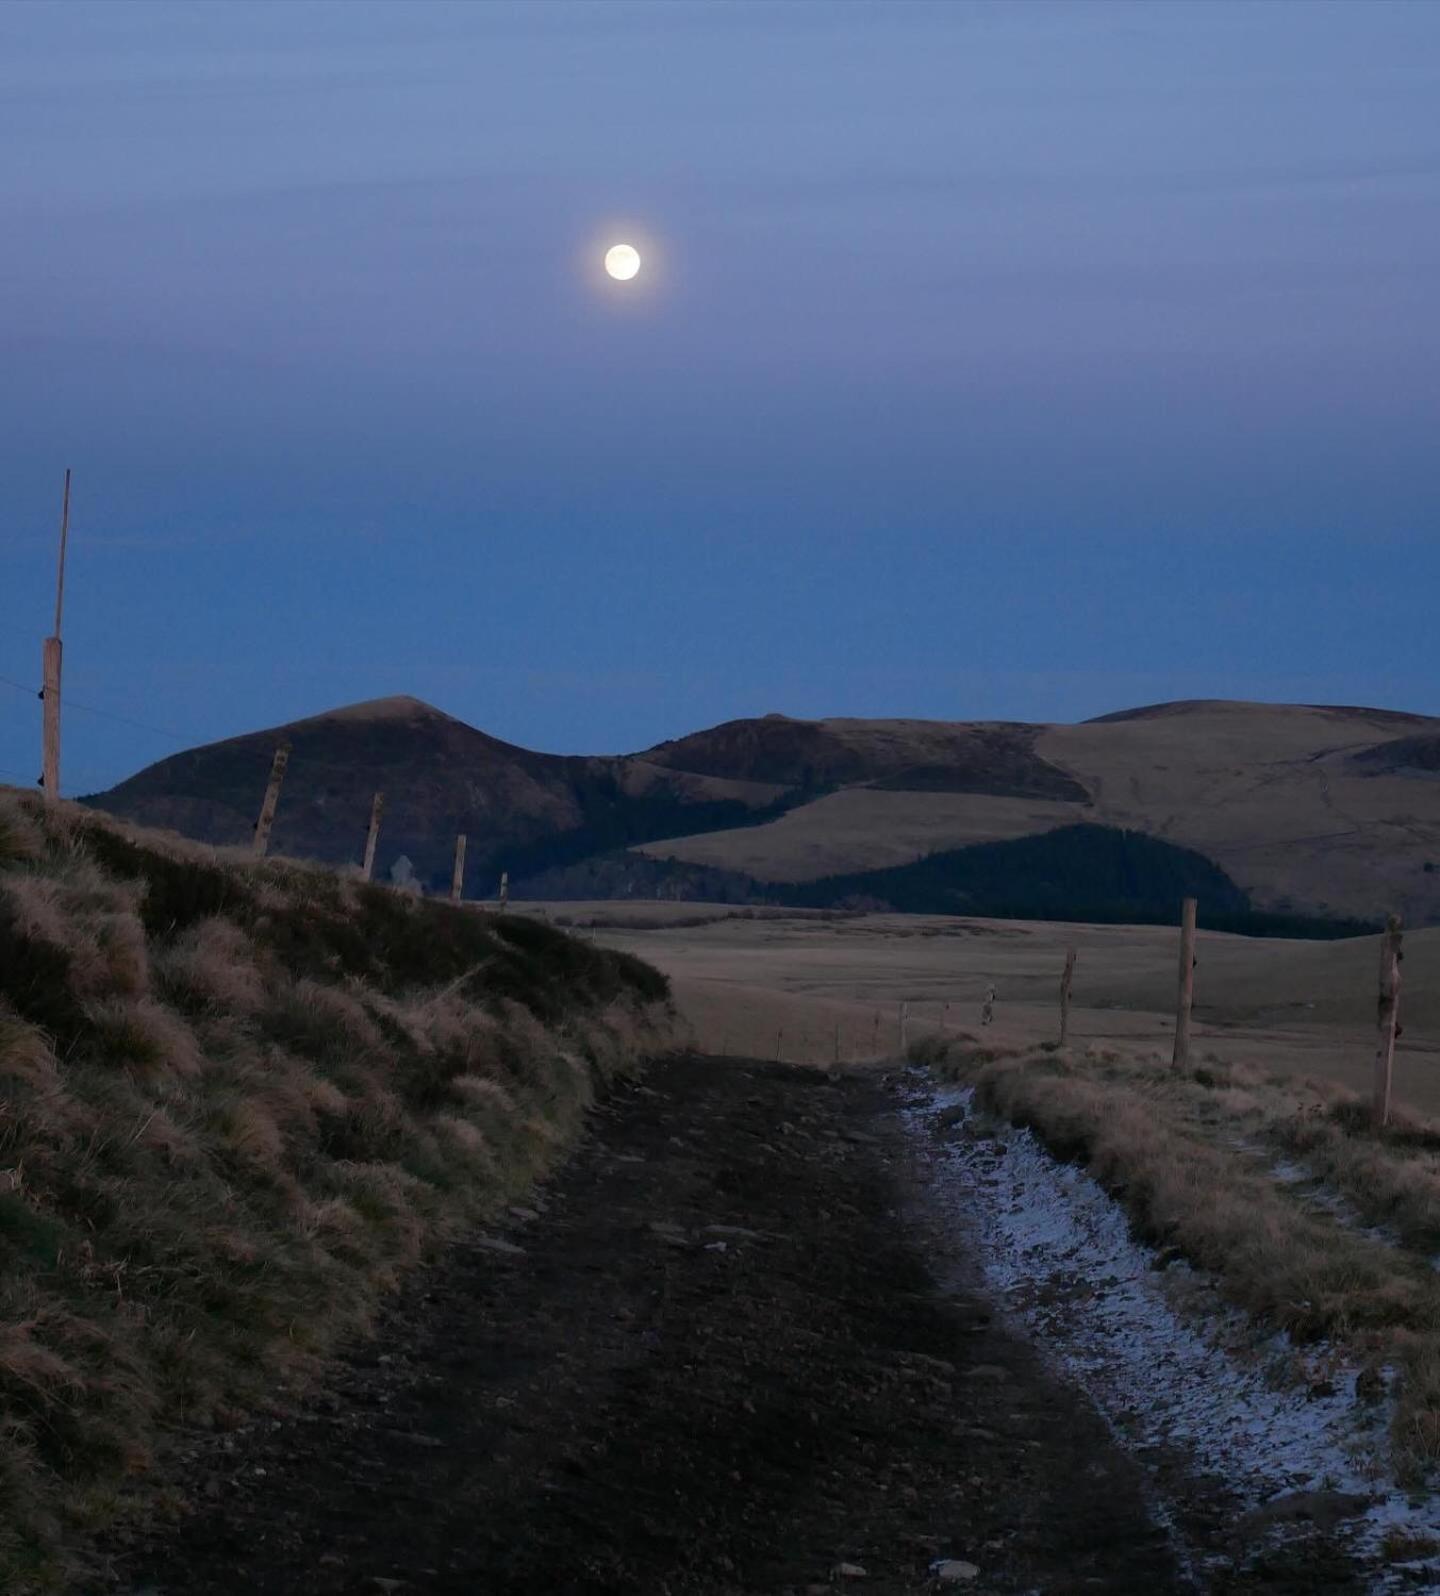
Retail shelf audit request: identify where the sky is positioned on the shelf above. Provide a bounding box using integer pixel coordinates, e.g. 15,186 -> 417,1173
1,0 -> 1438,794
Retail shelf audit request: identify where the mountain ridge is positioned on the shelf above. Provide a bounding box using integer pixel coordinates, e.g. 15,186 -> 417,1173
73,694 -> 1440,927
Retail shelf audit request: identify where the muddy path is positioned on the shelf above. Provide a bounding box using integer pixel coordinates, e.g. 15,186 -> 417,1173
107,1059 -> 1350,1594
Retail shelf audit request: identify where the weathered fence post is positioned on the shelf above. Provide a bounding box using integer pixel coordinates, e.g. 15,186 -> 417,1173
899,1000 -> 909,1054
40,469 -> 71,803
775,1026 -> 784,1063
1059,947 -> 1077,1047
1173,897 -> 1197,1068
252,743 -> 291,858
498,870 -> 510,912
360,790 -> 385,881
450,833 -> 467,903
1374,913 -> 1404,1129
41,638 -> 62,802
981,983 -> 995,1026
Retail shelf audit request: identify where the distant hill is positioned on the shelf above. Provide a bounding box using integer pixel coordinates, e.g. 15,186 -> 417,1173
80,695 -> 1440,927
82,696 -> 786,895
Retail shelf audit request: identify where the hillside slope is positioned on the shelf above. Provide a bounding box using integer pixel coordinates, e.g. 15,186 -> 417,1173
0,788 -> 672,1591
637,700 -> 1440,925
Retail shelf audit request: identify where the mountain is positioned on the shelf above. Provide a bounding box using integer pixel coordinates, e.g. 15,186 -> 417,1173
79,695 -> 1440,928
82,696 -> 785,894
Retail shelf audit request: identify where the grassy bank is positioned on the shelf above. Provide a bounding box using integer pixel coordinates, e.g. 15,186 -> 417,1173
0,790 -> 675,1591
914,1032 -> 1440,1484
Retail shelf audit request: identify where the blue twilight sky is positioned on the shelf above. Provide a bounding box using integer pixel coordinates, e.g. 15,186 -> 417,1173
2,0 -> 1439,793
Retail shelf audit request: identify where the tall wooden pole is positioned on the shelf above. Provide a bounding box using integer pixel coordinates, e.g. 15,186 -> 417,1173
1059,947 -> 1077,1047
252,743 -> 290,858
1173,898 -> 1197,1068
360,790 -> 384,881
498,870 -> 510,912
41,469 -> 70,803
1373,913 -> 1404,1129
451,833 -> 467,903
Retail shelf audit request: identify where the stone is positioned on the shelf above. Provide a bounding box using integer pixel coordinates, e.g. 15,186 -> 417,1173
933,1560 -> 980,1583
472,1236 -> 526,1257
963,1363 -> 1011,1382
833,1563 -> 869,1579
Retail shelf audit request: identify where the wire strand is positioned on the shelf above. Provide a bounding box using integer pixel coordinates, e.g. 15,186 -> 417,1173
0,672 -> 197,744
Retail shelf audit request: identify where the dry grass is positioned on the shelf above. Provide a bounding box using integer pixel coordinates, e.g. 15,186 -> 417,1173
0,789 -> 675,1592
915,1031 -> 1440,1484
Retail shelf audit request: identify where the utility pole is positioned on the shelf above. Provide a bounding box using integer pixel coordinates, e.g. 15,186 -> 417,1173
41,469 -> 70,803
451,833 -> 467,903
252,743 -> 290,858
360,791 -> 385,881
1173,898 -> 1197,1068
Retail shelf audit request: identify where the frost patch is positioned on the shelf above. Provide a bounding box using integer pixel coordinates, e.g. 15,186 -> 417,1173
902,1078 -> 1440,1588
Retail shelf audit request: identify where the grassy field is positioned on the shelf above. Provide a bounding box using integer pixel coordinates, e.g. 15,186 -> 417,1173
0,792 -> 674,1593
550,900 -> 1440,1113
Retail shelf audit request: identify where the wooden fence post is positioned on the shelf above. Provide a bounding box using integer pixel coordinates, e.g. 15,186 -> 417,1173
451,833 -> 467,903
1173,897 -> 1197,1068
775,1026 -> 784,1063
40,469 -> 71,803
1374,913 -> 1404,1129
252,743 -> 290,858
899,1000 -> 909,1054
360,790 -> 385,881
1059,947 -> 1077,1047
498,870 -> 509,912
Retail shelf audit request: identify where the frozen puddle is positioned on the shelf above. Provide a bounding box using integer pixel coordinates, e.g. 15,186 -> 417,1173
901,1078 -> 1440,1588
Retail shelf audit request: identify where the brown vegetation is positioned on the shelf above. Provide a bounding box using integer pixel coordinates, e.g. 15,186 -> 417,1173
0,789 -> 674,1592
914,1031 -> 1440,1483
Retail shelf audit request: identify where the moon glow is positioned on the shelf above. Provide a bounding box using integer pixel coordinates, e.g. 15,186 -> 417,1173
604,243 -> 641,281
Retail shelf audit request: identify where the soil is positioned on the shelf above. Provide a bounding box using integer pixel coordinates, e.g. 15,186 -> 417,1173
107,1058 -> 1365,1595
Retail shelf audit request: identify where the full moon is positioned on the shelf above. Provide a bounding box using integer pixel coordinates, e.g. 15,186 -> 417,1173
604,243 -> 641,281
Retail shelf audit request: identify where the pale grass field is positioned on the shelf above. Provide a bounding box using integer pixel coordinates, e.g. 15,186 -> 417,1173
534,902 -> 1440,1113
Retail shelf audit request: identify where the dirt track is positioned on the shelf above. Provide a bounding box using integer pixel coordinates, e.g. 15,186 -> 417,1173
109,1058 -> 1356,1595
